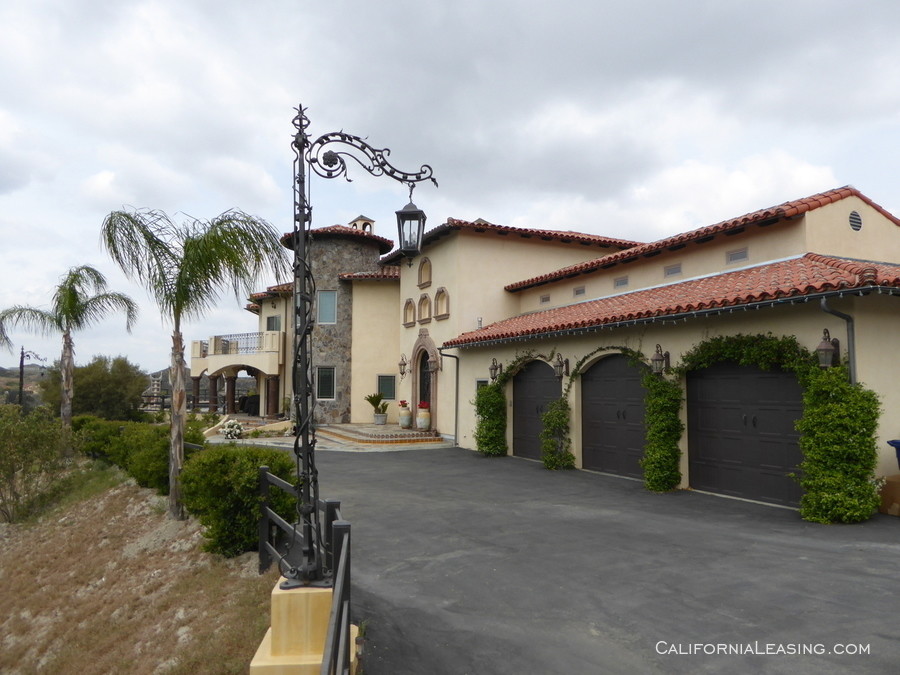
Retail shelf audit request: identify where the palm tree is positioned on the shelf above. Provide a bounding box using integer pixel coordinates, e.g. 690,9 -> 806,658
0,265 -> 138,433
101,207 -> 289,519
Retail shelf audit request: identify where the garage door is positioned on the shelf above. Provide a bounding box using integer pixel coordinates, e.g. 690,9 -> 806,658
687,362 -> 804,507
512,360 -> 560,460
581,354 -> 647,478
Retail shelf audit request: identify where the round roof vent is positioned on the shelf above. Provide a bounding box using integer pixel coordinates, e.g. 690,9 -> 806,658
849,210 -> 863,231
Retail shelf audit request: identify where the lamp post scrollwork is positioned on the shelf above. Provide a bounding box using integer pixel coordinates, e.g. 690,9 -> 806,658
285,104 -> 437,588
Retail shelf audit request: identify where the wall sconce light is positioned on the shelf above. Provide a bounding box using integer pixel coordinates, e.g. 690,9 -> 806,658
816,329 -> 839,368
489,358 -> 503,382
398,354 -> 409,379
553,353 -> 570,379
650,344 -> 670,375
271,301 -> 277,309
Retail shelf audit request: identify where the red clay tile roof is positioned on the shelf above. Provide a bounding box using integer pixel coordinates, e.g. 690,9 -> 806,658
380,217 -> 641,264
339,266 -> 401,281
282,224 -> 394,255
444,253 -> 900,348
505,186 -> 899,292
248,281 -> 292,301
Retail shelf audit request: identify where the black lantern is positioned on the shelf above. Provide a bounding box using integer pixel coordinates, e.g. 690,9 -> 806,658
650,344 -> 670,375
816,329 -> 839,368
398,354 -> 409,379
553,353 -> 570,379
489,358 -> 503,382
396,199 -> 426,263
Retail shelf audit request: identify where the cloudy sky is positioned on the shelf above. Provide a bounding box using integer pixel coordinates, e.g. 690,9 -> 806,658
1,0 -> 899,373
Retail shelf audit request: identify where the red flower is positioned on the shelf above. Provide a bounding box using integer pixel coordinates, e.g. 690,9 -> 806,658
417,401 -> 430,409
399,400 -> 408,407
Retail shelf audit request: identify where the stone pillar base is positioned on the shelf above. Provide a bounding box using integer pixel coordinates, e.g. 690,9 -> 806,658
250,577 -> 358,674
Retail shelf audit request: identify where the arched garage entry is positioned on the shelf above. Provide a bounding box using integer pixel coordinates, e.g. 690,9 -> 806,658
687,361 -> 804,507
581,354 -> 648,478
512,360 -> 560,460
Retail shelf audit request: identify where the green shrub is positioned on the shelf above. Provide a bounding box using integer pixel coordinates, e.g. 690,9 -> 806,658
0,405 -> 67,522
540,397 -> 575,469
181,445 -> 296,557
473,384 -> 508,457
796,365 -> 881,523
640,372 -> 684,492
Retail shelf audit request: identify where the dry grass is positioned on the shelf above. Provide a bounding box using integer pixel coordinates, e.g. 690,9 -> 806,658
0,468 -> 280,674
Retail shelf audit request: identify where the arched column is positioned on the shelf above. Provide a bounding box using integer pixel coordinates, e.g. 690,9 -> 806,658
191,376 -> 201,411
225,375 -> 237,414
208,374 -> 220,413
266,375 -> 280,417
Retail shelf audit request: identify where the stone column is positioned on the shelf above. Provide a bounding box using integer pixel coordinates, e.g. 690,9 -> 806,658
225,375 -> 237,414
191,376 -> 201,411
208,374 -> 220,413
266,375 -> 280,417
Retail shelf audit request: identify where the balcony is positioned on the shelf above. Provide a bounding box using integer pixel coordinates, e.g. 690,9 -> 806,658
191,331 -> 285,376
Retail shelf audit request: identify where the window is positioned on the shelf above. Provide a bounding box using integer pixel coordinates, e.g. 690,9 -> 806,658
664,263 -> 682,278
726,248 -> 749,264
266,315 -> 281,331
317,290 -> 337,324
316,367 -> 335,400
418,257 -> 432,288
377,375 -> 396,400
418,294 -> 432,323
573,286 -> 586,298
614,276 -> 628,289
403,298 -> 416,326
434,287 -> 450,319
476,379 -> 489,390
540,294 -> 551,305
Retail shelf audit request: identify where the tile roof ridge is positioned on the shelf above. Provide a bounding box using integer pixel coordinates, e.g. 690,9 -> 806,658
442,217 -> 642,247
504,186 -> 886,292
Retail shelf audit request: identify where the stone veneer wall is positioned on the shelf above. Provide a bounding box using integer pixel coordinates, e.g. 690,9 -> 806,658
310,234 -> 385,423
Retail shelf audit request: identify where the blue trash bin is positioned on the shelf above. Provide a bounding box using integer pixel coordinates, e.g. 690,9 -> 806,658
887,440 -> 900,470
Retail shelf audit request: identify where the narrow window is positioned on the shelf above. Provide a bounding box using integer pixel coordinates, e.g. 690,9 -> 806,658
540,294 -> 551,305
418,257 -> 432,288
418,294 -> 432,323
317,290 -> 337,324
614,276 -> 628,289
726,248 -> 748,264
316,367 -> 336,400
573,286 -> 586,298
664,263 -> 682,278
377,375 -> 396,400
434,287 -> 450,319
403,298 -> 416,326
266,315 -> 281,331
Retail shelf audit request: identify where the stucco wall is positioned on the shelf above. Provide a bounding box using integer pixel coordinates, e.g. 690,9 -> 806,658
350,280 -> 401,423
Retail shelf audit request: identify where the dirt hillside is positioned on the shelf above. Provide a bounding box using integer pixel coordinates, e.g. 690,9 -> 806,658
0,476 -> 279,674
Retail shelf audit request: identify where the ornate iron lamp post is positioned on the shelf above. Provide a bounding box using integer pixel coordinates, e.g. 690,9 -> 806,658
285,104 -> 436,587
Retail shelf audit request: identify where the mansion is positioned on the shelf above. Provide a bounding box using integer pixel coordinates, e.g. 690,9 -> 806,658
191,186 -> 900,508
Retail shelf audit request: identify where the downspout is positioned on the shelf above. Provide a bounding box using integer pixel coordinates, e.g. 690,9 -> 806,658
820,297 -> 856,384
438,347 -> 459,445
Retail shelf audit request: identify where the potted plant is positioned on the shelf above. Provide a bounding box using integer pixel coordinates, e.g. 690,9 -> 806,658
398,400 -> 412,429
364,393 -> 389,425
416,400 -> 430,430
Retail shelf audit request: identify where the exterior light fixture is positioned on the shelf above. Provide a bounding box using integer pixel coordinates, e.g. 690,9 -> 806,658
398,353 -> 409,379
553,353 -> 570,379
816,329 -> 839,368
651,344 -> 670,375
489,358 -> 503,382
396,192 -> 427,265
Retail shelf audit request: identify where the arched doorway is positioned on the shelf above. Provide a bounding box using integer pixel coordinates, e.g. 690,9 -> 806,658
512,360 -> 560,460
418,351 -> 432,407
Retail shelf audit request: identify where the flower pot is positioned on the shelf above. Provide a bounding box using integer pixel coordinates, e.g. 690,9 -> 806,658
416,409 -> 431,430
374,413 -> 387,425
398,407 -> 412,429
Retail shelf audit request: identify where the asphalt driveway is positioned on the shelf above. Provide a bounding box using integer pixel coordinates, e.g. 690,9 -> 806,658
312,447 -> 899,674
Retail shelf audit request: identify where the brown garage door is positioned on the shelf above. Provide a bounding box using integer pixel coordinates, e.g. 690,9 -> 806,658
687,361 -> 804,507
581,354 -> 647,478
512,360 -> 560,460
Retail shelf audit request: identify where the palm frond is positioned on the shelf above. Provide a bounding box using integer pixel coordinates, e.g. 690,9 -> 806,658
0,306 -> 62,336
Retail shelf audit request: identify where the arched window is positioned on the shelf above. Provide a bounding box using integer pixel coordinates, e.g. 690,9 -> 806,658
418,257 -> 432,288
403,298 -> 416,327
417,294 -> 432,323
434,287 -> 450,320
